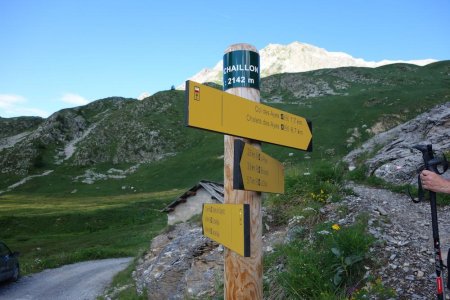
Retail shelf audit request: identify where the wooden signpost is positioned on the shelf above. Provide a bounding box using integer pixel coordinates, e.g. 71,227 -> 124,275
223,44 -> 263,300
185,43 -> 312,299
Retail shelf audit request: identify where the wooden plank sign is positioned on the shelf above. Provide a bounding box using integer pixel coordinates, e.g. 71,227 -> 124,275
233,140 -> 284,194
202,203 -> 250,257
185,80 -> 312,151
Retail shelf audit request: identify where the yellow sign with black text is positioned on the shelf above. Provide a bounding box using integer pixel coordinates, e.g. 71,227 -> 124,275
234,140 -> 284,194
202,203 -> 250,257
185,80 -> 312,151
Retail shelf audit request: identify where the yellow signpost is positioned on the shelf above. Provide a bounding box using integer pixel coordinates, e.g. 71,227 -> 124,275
186,80 -> 312,151
202,203 -> 250,257
234,140 -> 284,193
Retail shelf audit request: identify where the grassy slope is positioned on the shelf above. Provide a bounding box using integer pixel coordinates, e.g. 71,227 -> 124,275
265,62 -> 450,159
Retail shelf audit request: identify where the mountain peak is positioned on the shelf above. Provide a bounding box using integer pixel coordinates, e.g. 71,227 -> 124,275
180,41 -> 436,88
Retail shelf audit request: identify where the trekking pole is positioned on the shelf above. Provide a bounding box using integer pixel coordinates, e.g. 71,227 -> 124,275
412,144 -> 447,300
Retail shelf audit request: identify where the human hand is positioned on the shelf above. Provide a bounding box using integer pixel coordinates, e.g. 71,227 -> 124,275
420,170 -> 450,194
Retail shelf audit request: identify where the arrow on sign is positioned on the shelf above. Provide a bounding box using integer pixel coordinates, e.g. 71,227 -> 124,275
185,81 -> 312,151
233,140 -> 284,194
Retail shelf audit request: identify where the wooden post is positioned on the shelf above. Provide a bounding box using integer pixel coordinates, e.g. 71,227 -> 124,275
224,43 -> 263,299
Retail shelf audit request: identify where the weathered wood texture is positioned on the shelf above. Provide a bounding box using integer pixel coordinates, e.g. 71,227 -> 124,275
224,43 -> 263,300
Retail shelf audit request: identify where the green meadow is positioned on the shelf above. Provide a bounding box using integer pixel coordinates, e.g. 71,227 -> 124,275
0,191 -> 177,274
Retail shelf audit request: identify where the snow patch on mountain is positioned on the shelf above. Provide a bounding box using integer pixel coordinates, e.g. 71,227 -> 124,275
179,41 -> 436,89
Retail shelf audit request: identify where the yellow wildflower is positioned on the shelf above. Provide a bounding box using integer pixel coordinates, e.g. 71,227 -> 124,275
332,224 -> 341,231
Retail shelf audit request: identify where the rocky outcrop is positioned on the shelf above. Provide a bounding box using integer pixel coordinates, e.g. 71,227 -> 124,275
344,102 -> 450,184
133,219 -> 287,299
133,223 -> 223,299
260,66 -> 388,102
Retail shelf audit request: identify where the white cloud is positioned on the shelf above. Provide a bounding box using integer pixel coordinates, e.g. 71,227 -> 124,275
61,93 -> 89,106
0,94 -> 49,118
0,94 -> 26,109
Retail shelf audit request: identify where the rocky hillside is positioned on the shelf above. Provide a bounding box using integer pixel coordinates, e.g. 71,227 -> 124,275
0,92 -> 191,176
261,62 -> 448,102
0,62 -> 449,193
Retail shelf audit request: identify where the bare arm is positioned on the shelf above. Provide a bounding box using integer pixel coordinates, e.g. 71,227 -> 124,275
420,170 -> 450,194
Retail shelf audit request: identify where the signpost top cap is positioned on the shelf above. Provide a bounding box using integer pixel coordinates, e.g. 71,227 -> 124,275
225,43 -> 258,53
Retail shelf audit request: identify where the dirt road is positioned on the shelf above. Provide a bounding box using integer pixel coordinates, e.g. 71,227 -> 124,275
0,257 -> 132,300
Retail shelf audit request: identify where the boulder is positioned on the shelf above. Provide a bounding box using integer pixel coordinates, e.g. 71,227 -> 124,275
344,102 -> 450,184
134,223 -> 223,299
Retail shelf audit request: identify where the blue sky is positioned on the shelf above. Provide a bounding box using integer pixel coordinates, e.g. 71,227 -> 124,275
1,0 -> 449,118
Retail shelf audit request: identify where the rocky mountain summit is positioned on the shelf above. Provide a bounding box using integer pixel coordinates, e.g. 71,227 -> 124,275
183,41 -> 436,88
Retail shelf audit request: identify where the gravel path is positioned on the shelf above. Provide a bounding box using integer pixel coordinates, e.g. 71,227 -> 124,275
328,182 -> 450,299
0,257 -> 132,300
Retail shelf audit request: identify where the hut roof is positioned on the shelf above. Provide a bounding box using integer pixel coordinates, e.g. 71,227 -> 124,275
161,180 -> 224,213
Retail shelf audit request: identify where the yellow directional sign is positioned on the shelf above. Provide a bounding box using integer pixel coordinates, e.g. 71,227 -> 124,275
234,140 -> 284,194
186,80 -> 312,151
202,203 -> 250,257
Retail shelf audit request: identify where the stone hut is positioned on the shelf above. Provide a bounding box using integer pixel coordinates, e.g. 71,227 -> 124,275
162,180 -> 224,225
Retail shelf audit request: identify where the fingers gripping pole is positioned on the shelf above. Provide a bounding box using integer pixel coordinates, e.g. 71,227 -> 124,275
413,144 -> 445,299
